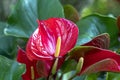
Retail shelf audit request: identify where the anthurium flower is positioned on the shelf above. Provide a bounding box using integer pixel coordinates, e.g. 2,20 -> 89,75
69,33 -> 120,75
17,48 -> 65,80
69,46 -> 120,75
17,48 -> 53,80
17,18 -> 78,79
26,18 -> 79,60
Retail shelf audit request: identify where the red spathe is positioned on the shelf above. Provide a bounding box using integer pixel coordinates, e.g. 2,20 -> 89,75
26,18 -> 79,60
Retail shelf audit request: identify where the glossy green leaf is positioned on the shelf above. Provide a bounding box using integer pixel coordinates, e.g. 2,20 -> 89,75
0,22 -> 6,37
61,59 -> 77,74
76,14 -> 120,50
0,22 -> 17,59
4,0 -> 64,38
107,72 -> 120,80
73,75 -> 86,80
62,71 -> 86,80
85,72 -> 107,80
0,55 -> 25,80
37,0 -> 64,19
85,73 -> 99,80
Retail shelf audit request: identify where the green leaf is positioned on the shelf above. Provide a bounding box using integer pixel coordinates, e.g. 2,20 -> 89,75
0,22 -> 17,59
37,0 -> 64,19
62,71 -> 86,80
61,59 -> 77,74
0,55 -> 25,80
4,0 -> 64,38
73,75 -> 86,80
0,22 -> 6,37
85,72 -> 107,80
76,14 -> 120,50
107,72 -> 120,80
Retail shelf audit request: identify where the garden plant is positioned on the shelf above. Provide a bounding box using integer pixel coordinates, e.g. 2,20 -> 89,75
1,0 -> 120,80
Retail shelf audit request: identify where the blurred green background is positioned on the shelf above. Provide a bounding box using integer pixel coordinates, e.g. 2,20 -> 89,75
1,0 -> 120,21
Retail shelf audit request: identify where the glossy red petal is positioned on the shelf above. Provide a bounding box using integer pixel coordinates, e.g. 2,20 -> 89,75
17,48 -> 65,79
81,58 -> 120,75
17,48 -> 28,63
80,47 -> 120,75
69,46 -> 120,75
26,18 -> 79,60
83,33 -> 110,49
17,48 -> 41,80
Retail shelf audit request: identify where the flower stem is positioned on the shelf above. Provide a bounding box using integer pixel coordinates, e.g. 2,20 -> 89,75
51,58 -> 59,75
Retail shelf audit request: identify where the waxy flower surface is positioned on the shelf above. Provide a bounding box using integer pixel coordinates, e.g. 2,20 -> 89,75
17,48 -> 65,80
17,48 -> 41,80
70,33 -> 120,75
26,18 -> 79,60
17,18 -> 79,79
